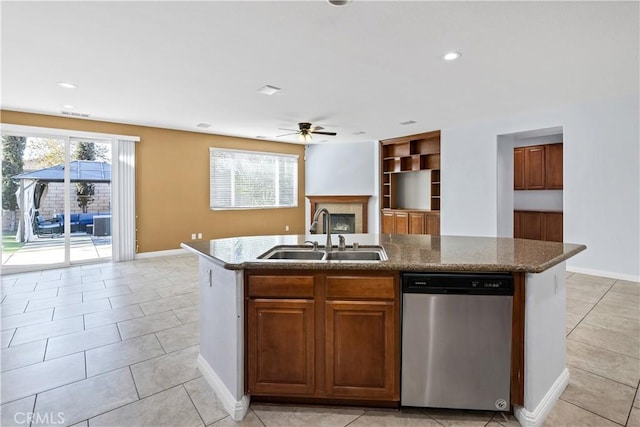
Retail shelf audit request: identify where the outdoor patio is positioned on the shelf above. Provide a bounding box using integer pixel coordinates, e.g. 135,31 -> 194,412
2,233 -> 111,269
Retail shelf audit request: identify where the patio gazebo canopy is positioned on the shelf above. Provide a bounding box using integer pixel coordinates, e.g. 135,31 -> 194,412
13,160 -> 111,183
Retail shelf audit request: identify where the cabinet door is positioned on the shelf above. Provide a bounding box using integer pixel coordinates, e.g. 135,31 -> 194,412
519,211 -> 543,240
394,211 -> 409,234
425,214 -> 440,236
514,148 -> 525,190
325,300 -> 397,400
524,146 -> 546,189
543,212 -> 563,242
408,212 -> 425,234
381,211 -> 395,234
545,144 -> 563,189
514,211 -> 522,238
247,299 -> 315,396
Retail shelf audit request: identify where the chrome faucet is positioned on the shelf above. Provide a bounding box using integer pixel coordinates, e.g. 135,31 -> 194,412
310,208 -> 333,252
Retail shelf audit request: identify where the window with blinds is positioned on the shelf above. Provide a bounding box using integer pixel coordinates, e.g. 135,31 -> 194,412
209,148 -> 298,210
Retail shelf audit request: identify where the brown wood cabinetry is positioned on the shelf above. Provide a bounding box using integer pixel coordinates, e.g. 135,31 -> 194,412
245,271 -> 399,402
514,143 -> 563,190
381,210 -> 439,235
514,210 -> 563,242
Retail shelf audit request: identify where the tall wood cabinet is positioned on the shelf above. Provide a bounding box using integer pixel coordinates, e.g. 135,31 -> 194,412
380,130 -> 441,235
245,271 -> 400,402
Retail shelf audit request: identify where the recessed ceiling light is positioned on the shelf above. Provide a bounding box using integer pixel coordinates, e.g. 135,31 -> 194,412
62,104 -> 74,109
328,0 -> 351,6
443,52 -> 461,61
257,85 -> 281,96
196,123 -> 211,128
400,120 -> 416,125
57,82 -> 78,89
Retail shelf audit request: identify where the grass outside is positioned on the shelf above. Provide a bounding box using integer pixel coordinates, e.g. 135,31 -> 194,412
2,230 -> 24,254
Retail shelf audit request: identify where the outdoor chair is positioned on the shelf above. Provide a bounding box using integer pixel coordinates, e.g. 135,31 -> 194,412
34,214 -> 62,237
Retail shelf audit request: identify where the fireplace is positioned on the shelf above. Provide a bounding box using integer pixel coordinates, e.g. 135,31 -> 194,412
307,195 -> 370,234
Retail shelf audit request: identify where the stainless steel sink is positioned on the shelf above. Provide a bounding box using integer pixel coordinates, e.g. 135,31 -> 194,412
257,245 -> 387,262
325,251 -> 384,261
262,250 -> 325,260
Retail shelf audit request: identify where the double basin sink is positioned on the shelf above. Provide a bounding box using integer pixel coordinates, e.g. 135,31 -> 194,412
258,245 -> 388,262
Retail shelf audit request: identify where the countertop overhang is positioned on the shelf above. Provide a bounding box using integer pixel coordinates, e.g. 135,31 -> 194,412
180,234 -> 586,273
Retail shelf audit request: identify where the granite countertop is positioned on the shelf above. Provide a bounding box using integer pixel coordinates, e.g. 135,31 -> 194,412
181,234 -> 586,273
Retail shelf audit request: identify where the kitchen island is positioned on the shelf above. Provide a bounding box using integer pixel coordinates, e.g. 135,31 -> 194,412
181,234 -> 585,427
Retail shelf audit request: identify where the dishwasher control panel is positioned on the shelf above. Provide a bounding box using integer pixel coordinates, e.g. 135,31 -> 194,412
402,272 -> 514,295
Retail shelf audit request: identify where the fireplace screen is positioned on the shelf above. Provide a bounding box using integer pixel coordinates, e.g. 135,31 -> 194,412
330,213 -> 356,234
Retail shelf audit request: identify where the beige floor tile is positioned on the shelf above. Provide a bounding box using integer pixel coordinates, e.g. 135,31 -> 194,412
24,293 -> 83,312
1,329 -> 15,348
635,391 -> 640,408
350,408 -> 440,426
45,324 -> 121,360
251,404 -> 363,427
0,301 -> 28,317
82,285 -> 131,301
1,339 -> 46,372
611,280 -> 640,296
130,344 -> 201,398
155,320 -> 199,353
565,311 -> 584,330
86,333 -> 165,377
33,276 -> 83,290
424,408 -> 495,426
52,299 -> 111,320
566,283 -> 608,304
543,399 -> 619,426
561,366 -> 635,425
569,321 -> 639,358
56,281 -> 106,295
567,339 -> 640,387
69,421 -> 88,427
90,385 -> 203,427
566,297 -> 595,318
582,308 -> 640,335
139,292 -> 198,315
2,288 -> 58,304
210,410 -> 265,426
117,310 -> 182,339
1,352 -> 85,404
84,304 -> 144,329
628,406 -> 640,427
173,304 -> 200,324
587,299 -> 640,323
1,308 -> 53,330
1,395 -> 36,427
157,284 -> 197,298
11,315 -> 84,346
1,282 -> 37,296
32,367 -> 138,427
184,377 -> 228,425
490,412 -> 521,426
109,289 -> 161,308
567,274 -> 616,287
600,290 -> 640,309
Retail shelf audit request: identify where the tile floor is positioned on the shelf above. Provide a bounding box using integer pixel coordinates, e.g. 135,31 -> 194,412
1,256 -> 638,426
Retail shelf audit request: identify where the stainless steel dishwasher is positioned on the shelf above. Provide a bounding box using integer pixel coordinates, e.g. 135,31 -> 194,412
401,272 -> 513,411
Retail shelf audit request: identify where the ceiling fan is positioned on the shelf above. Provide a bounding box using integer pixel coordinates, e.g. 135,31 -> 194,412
276,122 -> 337,143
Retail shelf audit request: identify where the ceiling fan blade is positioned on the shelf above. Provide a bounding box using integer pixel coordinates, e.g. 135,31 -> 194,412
311,131 -> 337,136
275,132 -> 298,138
278,128 -> 299,132
310,126 -> 324,131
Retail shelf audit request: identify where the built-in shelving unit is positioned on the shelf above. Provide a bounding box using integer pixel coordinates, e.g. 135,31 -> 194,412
380,130 -> 441,235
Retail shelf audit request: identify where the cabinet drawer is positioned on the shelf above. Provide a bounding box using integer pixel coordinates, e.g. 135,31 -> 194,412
326,276 -> 396,300
248,275 -> 314,298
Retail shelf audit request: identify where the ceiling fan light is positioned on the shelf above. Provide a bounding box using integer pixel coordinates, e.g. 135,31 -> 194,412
299,133 -> 312,143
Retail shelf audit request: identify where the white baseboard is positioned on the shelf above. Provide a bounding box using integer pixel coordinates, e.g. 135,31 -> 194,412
514,368 -> 569,427
197,354 -> 250,421
135,248 -> 189,259
567,266 -> 639,282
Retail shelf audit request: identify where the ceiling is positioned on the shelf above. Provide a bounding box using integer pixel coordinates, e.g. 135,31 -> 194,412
1,1 -> 638,144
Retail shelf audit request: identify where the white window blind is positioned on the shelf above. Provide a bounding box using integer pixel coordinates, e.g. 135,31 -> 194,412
210,148 -> 298,210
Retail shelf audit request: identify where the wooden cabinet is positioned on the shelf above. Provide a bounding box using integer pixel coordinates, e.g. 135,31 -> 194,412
545,143 -> 563,189
514,210 -> 563,242
245,271 -> 399,402
381,210 -> 439,236
514,143 -> 563,190
381,130 -> 441,212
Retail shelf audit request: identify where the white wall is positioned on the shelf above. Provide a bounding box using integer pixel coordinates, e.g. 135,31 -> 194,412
442,95 -> 640,280
305,141 -> 379,233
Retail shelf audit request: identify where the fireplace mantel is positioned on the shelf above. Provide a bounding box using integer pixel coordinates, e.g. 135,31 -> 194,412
306,195 -> 371,233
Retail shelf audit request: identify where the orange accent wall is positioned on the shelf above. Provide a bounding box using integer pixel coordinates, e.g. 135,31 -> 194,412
1,110 -> 306,253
